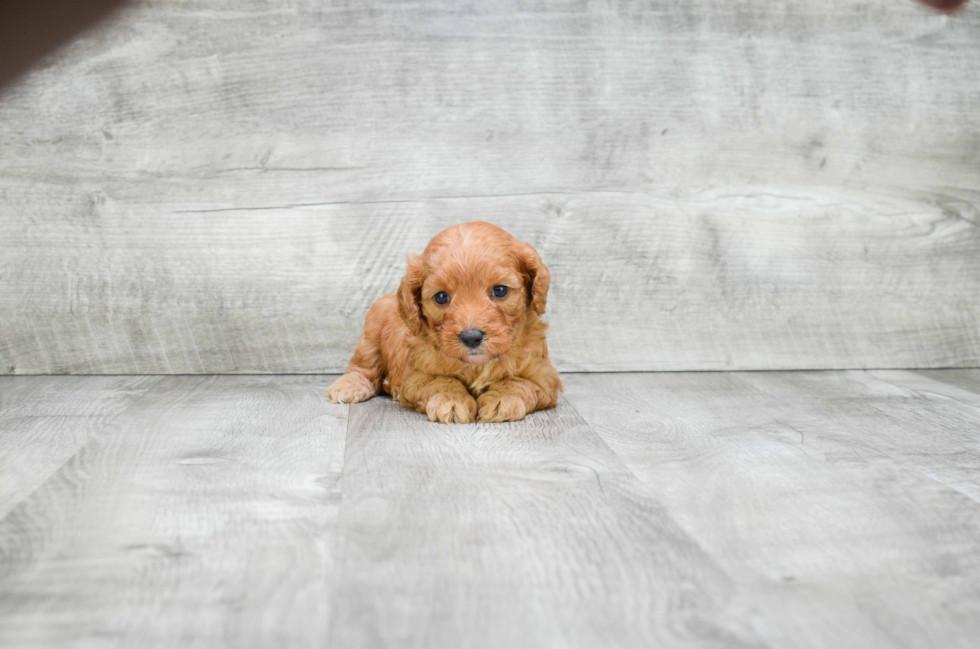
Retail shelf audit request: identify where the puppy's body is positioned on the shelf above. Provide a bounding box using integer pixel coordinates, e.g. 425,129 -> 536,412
327,222 -> 561,423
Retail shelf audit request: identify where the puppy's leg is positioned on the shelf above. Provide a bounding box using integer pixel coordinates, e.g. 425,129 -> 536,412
326,341 -> 381,404
326,303 -> 386,404
400,371 -> 477,424
478,374 -> 561,423
326,370 -> 378,404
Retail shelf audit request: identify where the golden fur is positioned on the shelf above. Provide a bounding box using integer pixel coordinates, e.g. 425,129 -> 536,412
326,221 -> 561,423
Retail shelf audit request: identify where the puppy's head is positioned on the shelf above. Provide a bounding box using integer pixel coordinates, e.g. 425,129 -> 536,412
397,221 -> 550,364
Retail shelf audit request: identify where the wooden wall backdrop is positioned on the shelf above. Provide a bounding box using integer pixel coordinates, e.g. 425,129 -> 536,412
1,0 -> 979,374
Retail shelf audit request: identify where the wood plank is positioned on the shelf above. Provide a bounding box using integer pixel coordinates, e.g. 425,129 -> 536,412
0,375 -> 159,519
0,375 -> 347,648
2,0 -> 980,373
737,370 -> 980,502
1,189 -> 978,374
918,369 -> 980,396
328,394 -> 755,648
564,371 -> 980,648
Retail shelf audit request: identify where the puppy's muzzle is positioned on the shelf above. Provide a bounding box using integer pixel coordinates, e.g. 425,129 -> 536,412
459,329 -> 485,349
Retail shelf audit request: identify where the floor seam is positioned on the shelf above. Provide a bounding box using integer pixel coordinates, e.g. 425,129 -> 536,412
739,371 -> 980,509
557,392 -> 651,487
323,401 -> 354,647
0,375 -> 167,527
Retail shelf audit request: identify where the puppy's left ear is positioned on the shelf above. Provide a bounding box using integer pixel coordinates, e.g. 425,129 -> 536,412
517,242 -> 551,316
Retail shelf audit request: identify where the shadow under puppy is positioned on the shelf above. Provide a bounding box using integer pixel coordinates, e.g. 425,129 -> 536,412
327,221 -> 562,423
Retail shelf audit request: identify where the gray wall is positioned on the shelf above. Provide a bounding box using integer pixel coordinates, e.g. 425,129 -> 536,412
1,0 -> 979,374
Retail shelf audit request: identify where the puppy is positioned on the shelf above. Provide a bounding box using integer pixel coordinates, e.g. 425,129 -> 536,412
326,221 -> 561,423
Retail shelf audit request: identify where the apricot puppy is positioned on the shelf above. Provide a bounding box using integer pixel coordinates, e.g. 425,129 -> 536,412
327,221 -> 561,423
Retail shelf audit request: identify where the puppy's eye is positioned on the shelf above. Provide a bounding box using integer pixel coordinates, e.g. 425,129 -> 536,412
433,291 -> 450,305
492,285 -> 509,298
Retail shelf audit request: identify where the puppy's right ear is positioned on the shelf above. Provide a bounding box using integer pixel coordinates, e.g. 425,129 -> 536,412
397,254 -> 425,334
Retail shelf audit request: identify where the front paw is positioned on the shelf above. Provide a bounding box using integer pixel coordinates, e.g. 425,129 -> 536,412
425,392 -> 478,424
327,373 -> 377,404
477,391 -> 529,423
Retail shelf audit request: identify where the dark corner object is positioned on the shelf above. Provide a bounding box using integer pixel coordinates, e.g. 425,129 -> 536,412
0,0 -> 130,89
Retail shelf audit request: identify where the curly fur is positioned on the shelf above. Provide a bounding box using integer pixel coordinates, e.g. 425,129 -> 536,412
327,221 -> 562,423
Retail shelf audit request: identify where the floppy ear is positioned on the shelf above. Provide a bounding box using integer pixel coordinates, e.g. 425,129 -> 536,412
518,242 -> 551,316
397,254 -> 425,334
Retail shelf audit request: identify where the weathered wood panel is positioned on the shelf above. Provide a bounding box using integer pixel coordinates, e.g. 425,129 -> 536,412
1,0 -> 979,373
0,375 -> 347,647
565,370 -> 980,648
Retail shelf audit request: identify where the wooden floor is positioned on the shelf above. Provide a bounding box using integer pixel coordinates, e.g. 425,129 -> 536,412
1,371 -> 979,648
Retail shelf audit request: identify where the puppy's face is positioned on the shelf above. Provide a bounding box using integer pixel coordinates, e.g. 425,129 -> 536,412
398,222 -> 550,364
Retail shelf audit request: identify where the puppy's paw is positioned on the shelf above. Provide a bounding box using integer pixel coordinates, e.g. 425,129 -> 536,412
327,373 -> 377,404
477,391 -> 529,423
425,392 -> 478,424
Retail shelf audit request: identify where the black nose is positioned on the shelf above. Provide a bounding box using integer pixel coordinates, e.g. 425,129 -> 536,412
459,329 -> 485,349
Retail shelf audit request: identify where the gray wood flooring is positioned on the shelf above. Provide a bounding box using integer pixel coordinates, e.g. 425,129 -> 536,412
1,371 -> 979,647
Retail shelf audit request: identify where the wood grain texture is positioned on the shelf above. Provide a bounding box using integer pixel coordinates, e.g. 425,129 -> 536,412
918,368 -> 980,395
328,394 -> 754,648
564,370 -> 980,648
0,375 -> 347,648
0,375 -> 159,519
1,1 -> 980,373
2,372 -> 980,645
